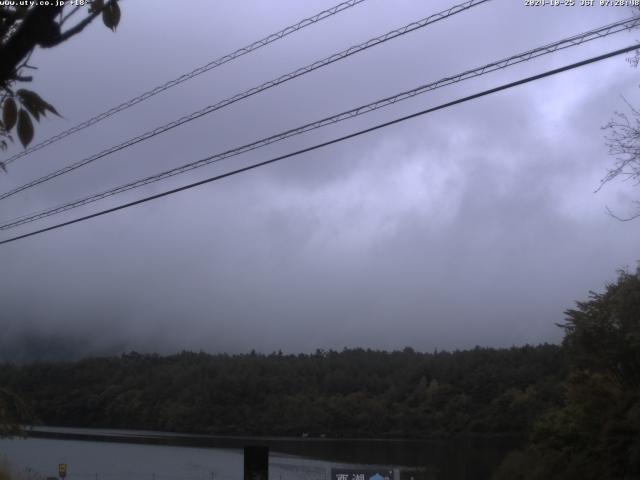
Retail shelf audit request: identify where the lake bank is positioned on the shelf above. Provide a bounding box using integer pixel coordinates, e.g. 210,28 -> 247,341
5,426 -> 523,479
25,426 -> 523,465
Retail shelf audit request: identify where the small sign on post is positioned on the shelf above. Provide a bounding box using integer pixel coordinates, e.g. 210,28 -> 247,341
58,464 -> 67,479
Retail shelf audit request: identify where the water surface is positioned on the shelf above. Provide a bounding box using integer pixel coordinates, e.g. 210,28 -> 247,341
0,428 -> 520,479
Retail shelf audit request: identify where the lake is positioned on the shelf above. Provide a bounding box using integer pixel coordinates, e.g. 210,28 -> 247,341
0,428 -> 520,480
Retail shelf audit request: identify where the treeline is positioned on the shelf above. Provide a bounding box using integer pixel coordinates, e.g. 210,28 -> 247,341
494,269 -> 640,480
0,344 -> 565,438
4,269 -> 637,478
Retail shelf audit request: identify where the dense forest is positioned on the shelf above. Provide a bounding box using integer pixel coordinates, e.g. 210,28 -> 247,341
494,269 -> 640,479
0,344 -> 565,439
1,269 -> 638,479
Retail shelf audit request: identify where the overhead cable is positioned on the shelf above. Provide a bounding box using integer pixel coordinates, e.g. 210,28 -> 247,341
2,0 -> 370,166
0,43 -> 637,246
2,16 -> 638,228
0,0 -> 491,200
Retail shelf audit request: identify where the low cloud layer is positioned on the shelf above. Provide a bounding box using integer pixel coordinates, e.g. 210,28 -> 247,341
0,0 -> 639,360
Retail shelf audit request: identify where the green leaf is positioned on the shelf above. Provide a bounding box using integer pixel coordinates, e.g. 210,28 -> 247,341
17,109 -> 34,148
102,1 -> 120,31
17,89 -> 60,121
3,98 -> 17,131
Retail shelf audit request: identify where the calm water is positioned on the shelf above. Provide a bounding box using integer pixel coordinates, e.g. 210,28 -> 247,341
0,428 -> 520,480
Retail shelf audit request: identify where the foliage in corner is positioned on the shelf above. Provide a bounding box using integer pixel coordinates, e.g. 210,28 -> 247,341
601,26 -> 640,222
0,0 -> 122,171
493,268 -> 640,480
600,104 -> 640,221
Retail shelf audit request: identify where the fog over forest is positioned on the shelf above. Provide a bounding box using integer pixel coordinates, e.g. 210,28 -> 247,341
0,0 -> 639,361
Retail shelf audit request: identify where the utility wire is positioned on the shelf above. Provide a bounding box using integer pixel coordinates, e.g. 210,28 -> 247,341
2,16 -> 637,228
0,43 -> 637,246
0,0 -> 491,200
2,0 -> 369,166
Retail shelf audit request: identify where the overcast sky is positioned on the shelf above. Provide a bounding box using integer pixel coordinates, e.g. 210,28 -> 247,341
1,0 -> 639,360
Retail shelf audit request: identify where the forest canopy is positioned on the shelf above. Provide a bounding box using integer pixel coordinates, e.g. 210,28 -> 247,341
0,344 -> 565,439
495,268 -> 640,480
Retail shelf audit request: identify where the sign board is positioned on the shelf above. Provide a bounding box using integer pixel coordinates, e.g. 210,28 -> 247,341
331,469 -> 394,480
58,464 -> 67,478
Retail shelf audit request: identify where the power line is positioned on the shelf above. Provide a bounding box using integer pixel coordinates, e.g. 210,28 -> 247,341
1,43 -> 637,246
0,0 -> 491,201
2,16 -> 637,228
2,0 -> 369,167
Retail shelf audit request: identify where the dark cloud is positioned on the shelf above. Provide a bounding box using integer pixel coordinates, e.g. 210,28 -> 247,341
0,0 -> 639,360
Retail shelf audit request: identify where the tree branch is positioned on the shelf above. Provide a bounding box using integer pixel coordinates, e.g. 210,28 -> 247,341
59,5 -> 82,27
0,2 -> 115,85
0,6 -> 63,85
605,204 -> 640,222
55,1 -> 115,45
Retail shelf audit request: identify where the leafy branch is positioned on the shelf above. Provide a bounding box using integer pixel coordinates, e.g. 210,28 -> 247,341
0,0 -> 122,170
